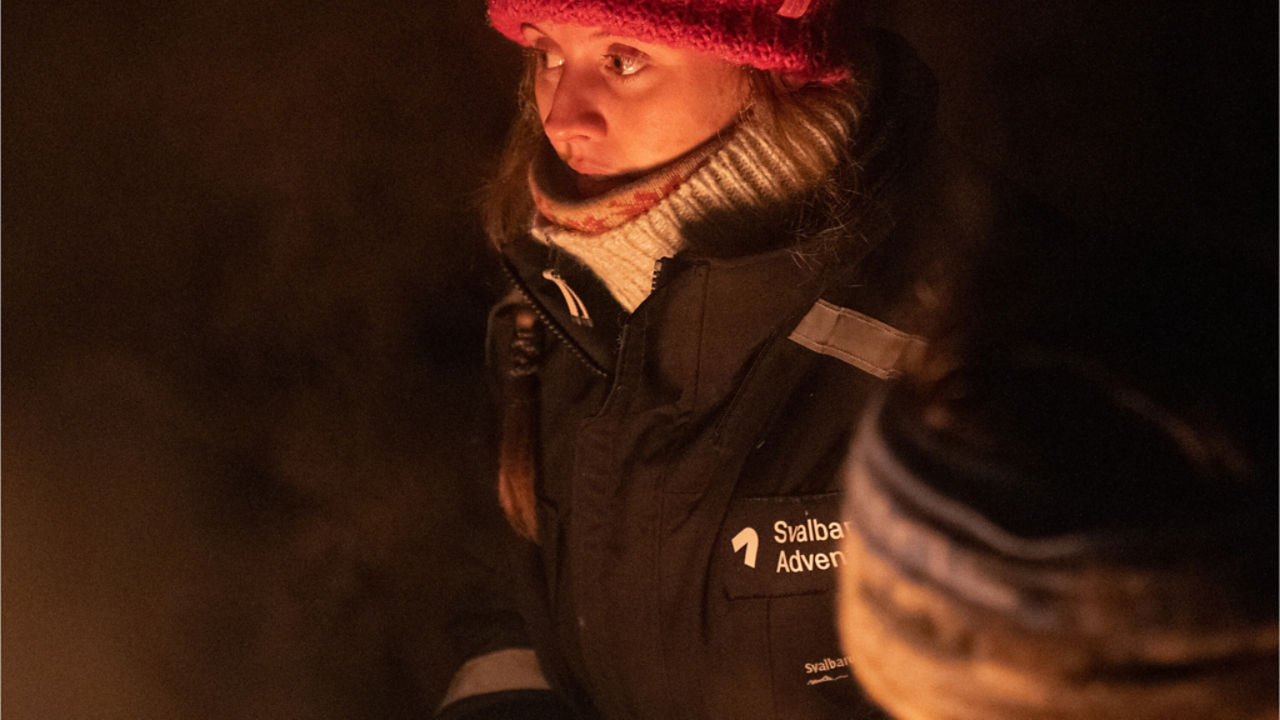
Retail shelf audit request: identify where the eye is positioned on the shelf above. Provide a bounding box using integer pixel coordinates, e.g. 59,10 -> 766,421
539,48 -> 565,70
604,51 -> 646,76
527,46 -> 564,71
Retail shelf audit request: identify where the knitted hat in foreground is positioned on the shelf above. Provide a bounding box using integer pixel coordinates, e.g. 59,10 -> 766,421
488,0 -> 848,82
838,378 -> 1278,720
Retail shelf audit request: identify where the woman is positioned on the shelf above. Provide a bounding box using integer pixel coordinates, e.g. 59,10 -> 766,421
439,1 -> 994,718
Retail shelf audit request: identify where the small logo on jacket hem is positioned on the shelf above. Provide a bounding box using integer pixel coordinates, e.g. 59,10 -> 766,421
804,656 -> 852,675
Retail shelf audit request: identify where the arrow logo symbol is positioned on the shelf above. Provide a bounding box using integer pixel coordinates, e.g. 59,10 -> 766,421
731,527 -> 759,568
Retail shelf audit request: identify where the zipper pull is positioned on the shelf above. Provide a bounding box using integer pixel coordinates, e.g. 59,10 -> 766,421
541,268 -> 593,327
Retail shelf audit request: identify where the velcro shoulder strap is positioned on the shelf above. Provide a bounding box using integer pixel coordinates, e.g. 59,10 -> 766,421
788,299 -> 925,379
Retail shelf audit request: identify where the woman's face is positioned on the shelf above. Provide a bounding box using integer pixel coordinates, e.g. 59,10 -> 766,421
521,22 -> 750,181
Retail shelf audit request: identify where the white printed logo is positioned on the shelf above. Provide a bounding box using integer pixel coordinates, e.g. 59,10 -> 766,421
731,527 -> 759,568
803,656 -> 852,686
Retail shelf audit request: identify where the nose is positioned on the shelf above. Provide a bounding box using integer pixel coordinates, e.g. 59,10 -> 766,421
540,65 -> 607,143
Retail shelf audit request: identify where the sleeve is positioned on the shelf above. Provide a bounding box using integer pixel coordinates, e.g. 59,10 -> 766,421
435,289 -> 578,719
436,410 -> 568,715
436,451 -> 578,718
435,649 -> 574,720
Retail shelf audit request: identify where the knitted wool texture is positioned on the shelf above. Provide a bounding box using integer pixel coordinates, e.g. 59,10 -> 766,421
528,135 -> 724,234
839,389 -> 1279,720
528,92 -> 855,312
488,0 -> 847,82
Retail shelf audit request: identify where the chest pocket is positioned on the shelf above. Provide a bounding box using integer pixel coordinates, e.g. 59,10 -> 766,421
706,493 -> 888,720
720,494 -> 850,598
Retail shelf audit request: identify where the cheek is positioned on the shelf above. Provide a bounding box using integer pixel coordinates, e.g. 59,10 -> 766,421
606,98 -> 675,165
698,68 -> 750,128
628,73 -> 744,156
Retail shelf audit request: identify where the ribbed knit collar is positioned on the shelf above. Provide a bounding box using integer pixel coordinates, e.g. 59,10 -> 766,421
527,95 -> 855,312
528,136 -> 724,234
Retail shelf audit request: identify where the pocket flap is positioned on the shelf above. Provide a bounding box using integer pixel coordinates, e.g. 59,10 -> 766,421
718,493 -> 849,598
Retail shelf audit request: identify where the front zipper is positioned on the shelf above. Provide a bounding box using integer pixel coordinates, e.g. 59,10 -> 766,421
652,257 -> 669,293
651,256 -> 681,293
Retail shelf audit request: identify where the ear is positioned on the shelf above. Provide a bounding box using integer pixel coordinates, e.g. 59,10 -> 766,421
781,71 -> 807,90
777,70 -> 811,91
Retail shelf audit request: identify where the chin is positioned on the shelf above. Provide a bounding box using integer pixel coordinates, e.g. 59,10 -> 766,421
573,172 -> 634,197
565,156 -> 618,177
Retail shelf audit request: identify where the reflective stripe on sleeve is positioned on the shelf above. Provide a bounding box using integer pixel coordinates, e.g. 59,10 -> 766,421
438,647 -> 553,711
788,299 -> 925,379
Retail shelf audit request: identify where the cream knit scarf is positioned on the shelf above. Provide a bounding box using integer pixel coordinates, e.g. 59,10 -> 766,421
528,94 -> 856,312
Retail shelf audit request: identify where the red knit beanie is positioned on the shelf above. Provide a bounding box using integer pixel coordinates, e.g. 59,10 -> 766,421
488,0 -> 848,82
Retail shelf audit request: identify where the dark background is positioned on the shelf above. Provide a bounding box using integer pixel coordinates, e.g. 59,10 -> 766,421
4,1 -> 1274,718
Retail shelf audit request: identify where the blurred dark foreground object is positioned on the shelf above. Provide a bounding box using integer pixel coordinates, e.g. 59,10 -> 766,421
837,229 -> 1278,720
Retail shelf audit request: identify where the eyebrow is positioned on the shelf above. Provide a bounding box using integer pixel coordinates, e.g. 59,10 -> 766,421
520,23 -> 612,40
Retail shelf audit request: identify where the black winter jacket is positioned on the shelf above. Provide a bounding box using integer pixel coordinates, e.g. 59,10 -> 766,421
453,31 -> 1027,720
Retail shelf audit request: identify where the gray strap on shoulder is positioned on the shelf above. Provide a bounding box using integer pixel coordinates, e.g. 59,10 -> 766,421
788,299 -> 925,379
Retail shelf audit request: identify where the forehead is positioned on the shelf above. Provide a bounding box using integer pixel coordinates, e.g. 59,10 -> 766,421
519,20 -> 733,68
